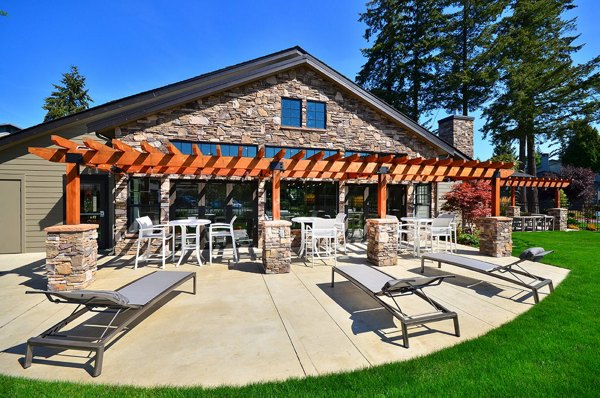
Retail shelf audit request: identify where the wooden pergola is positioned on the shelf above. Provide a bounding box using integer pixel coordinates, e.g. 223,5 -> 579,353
501,176 -> 570,210
30,135 -> 563,225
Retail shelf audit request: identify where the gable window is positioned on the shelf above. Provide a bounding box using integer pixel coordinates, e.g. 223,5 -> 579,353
281,98 -> 302,127
172,141 -> 257,157
307,100 -> 326,129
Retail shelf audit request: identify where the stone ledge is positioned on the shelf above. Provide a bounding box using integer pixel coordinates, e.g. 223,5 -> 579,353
264,220 -> 292,227
367,218 -> 397,224
45,224 -> 99,233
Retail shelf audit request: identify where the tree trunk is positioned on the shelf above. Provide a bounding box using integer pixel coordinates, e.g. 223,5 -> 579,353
526,132 -> 539,213
461,0 -> 469,116
519,135 -> 528,212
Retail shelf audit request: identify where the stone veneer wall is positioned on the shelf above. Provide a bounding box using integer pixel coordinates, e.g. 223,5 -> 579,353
366,218 -> 399,266
111,66 -> 445,253
479,217 -> 512,257
437,115 -> 474,158
262,220 -> 292,274
45,224 -> 98,291
548,208 -> 567,231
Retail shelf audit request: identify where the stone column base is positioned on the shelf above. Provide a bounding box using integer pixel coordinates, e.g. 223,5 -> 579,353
479,217 -> 512,258
45,224 -> 99,291
506,206 -> 521,217
262,220 -> 292,274
548,208 -> 567,231
366,218 -> 399,266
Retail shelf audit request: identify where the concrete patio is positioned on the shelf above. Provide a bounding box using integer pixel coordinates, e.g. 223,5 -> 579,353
0,244 -> 569,387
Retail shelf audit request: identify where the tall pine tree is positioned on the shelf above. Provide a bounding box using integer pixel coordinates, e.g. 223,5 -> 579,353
42,66 -> 93,122
356,0 -> 446,125
438,0 -> 507,116
482,0 -> 599,212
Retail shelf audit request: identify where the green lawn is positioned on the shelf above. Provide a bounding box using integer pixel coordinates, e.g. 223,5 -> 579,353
2,231 -> 599,397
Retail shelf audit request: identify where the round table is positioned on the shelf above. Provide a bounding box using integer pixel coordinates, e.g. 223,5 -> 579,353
169,219 -> 211,266
291,217 -> 323,257
400,217 -> 433,257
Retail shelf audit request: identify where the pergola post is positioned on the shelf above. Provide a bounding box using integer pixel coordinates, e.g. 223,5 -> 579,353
377,171 -> 387,218
511,187 -> 516,206
65,163 -> 80,225
272,169 -> 281,221
555,188 -> 561,208
506,186 -> 520,217
490,171 -> 501,217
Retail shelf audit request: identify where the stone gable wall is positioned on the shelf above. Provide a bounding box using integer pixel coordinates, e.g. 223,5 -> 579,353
116,66 -> 440,158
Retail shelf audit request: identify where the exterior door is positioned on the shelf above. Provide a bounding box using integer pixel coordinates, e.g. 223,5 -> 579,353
80,176 -> 109,250
0,179 -> 22,253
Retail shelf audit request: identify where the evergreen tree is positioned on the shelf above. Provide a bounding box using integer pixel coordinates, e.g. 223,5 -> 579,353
482,0 -> 599,212
561,119 -> 600,172
42,66 -> 93,122
489,138 -> 518,167
438,0 -> 507,116
356,0 -> 446,125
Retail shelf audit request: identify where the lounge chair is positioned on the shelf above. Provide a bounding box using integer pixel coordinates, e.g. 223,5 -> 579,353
420,247 -> 554,303
23,271 -> 196,377
331,265 -> 460,348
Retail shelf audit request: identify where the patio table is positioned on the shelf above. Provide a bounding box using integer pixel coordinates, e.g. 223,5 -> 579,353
400,217 -> 433,257
291,216 -> 323,257
169,218 -> 211,265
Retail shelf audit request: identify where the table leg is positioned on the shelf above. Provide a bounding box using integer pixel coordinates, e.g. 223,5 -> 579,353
298,222 -> 305,257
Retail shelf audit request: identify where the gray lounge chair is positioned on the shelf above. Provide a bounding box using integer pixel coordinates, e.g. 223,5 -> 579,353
331,265 -> 460,348
420,247 -> 554,303
23,271 -> 196,377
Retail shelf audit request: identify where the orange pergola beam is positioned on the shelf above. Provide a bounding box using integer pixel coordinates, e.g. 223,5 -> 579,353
272,169 -> 281,220
377,173 -> 387,218
490,173 -> 501,217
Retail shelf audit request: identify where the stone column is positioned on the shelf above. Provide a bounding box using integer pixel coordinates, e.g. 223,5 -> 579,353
262,220 -> 292,274
548,208 -> 567,231
506,206 -> 521,217
479,217 -> 512,257
366,218 -> 399,266
45,224 -> 99,291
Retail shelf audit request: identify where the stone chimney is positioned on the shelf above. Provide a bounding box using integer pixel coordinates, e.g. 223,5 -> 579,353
437,115 -> 474,158
540,153 -> 550,172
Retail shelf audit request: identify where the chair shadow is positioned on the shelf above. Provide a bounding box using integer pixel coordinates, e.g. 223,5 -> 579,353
7,290 -> 189,377
317,280 -> 458,348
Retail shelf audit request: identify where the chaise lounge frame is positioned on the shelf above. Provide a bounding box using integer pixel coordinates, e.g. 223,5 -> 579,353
420,248 -> 554,304
23,271 -> 196,377
331,265 -> 460,348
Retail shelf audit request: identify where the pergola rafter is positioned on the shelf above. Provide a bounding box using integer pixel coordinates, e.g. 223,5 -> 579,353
32,136 -> 568,224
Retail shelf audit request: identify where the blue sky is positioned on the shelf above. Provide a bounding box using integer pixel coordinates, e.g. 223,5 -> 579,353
1,0 -> 598,159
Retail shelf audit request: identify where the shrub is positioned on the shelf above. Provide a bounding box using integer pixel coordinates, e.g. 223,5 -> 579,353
585,223 -> 597,231
442,180 -> 491,233
567,224 -> 580,230
457,229 -> 480,247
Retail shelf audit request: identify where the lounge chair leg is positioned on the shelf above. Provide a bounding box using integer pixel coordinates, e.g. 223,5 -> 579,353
533,289 -> 540,304
24,343 -> 33,368
401,323 -> 409,348
331,268 -> 335,287
454,317 -> 460,337
93,347 -> 104,377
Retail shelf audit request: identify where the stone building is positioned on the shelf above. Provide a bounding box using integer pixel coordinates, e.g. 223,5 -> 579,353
0,47 -> 474,254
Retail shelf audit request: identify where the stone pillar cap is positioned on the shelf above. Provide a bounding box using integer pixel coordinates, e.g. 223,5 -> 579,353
45,224 -> 99,233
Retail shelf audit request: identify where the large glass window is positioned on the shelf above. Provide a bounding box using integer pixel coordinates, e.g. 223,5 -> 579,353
172,141 -> 257,157
414,183 -> 431,217
266,181 -> 338,221
128,178 -> 161,232
265,145 -> 336,159
306,100 -> 326,129
171,181 -> 199,219
281,98 -> 302,127
387,184 -> 407,219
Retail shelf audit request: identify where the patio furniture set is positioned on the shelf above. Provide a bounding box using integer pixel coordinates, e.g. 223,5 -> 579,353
512,214 -> 555,231
134,215 -> 242,269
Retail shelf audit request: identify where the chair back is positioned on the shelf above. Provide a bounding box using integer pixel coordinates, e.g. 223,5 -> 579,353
386,215 -> 399,222
431,216 -> 453,228
335,213 -> 346,224
229,215 -> 237,226
136,216 -> 153,237
313,218 -> 335,230
438,213 -> 455,220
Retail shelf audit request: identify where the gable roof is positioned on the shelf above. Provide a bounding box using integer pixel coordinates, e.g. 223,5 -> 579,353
0,46 -> 470,159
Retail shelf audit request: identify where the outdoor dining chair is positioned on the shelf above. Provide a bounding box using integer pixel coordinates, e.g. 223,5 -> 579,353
305,218 -> 338,267
134,216 -> 173,269
209,215 -> 239,264
334,213 -> 347,253
437,213 -> 457,252
427,216 -> 454,253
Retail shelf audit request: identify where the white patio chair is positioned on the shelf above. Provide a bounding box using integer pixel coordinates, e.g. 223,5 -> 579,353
334,213 -> 347,253
386,215 -> 412,252
305,218 -> 337,267
437,213 -> 457,252
134,216 -> 173,269
176,224 -> 202,267
427,216 -> 453,253
209,215 -> 239,264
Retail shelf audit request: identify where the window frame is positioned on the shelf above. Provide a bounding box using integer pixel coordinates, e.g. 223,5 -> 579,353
306,100 -> 326,129
414,183 -> 432,218
281,97 -> 302,127
127,177 -> 162,233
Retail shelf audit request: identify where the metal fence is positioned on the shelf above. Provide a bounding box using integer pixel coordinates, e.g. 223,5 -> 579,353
566,202 -> 600,232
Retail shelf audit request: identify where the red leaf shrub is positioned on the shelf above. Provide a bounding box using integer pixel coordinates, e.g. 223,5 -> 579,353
441,180 -> 491,231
